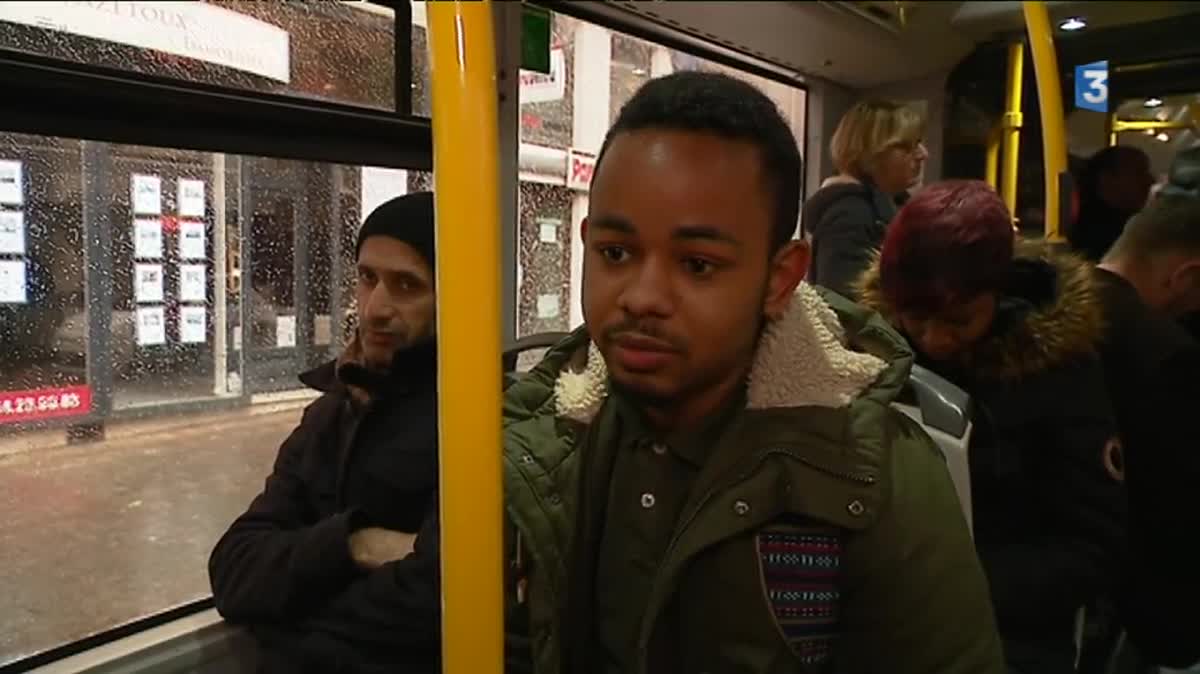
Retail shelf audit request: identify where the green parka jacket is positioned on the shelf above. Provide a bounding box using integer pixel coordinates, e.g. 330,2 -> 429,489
502,284 -> 1005,674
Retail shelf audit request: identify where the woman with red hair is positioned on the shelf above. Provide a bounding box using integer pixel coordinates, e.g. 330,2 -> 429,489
857,180 -> 1127,674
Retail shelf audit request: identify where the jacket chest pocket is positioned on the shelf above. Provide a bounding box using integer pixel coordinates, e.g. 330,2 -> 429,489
672,524 -> 842,674
757,526 -> 842,672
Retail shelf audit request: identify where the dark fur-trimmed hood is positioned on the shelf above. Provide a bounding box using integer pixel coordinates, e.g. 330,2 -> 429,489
856,241 -> 1105,382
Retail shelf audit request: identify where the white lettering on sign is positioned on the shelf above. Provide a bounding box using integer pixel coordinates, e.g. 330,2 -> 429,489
0,1 -> 290,83
520,48 -> 565,105
567,149 -> 596,192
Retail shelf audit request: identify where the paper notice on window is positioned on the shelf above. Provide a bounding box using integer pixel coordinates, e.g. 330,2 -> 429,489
0,211 -> 25,254
232,325 -> 242,351
314,314 -> 332,346
179,305 -> 207,344
276,315 -> 297,348
0,161 -> 22,206
538,218 -> 560,244
136,306 -> 166,346
0,259 -> 27,304
134,264 -> 164,303
177,179 -> 205,217
179,264 -> 206,302
537,293 -> 560,319
132,174 -> 162,215
133,218 -> 162,259
178,220 -> 206,259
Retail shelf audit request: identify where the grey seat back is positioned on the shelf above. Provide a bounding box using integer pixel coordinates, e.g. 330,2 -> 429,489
890,364 -> 975,537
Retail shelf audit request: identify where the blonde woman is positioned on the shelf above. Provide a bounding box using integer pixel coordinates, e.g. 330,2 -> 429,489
803,99 -> 927,298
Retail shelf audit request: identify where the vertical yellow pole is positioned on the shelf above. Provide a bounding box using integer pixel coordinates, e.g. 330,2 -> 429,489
1023,1 -> 1068,241
427,4 -> 503,674
1000,42 -> 1024,219
985,127 -> 1000,190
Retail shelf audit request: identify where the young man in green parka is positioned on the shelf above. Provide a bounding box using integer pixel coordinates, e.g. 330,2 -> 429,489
502,71 -> 1005,674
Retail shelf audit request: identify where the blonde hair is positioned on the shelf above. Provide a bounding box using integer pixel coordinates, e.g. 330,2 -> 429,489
830,99 -> 925,178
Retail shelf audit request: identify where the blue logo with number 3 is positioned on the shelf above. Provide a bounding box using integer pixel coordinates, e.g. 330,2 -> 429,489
1075,61 -> 1109,113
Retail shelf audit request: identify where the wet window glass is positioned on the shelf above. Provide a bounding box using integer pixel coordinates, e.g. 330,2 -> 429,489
515,11 -> 807,338
411,1 -> 431,117
0,1 -> 399,111
0,127 -> 430,665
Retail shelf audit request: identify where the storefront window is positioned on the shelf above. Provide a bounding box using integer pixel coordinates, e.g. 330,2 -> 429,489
411,1 -> 430,117
515,11 -> 807,338
0,127 -> 432,663
0,134 -> 88,423
0,1 -> 397,111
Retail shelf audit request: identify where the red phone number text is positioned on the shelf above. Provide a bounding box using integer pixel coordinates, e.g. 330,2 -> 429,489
0,386 -> 92,424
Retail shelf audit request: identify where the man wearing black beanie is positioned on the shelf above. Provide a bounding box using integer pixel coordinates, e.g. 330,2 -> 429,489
210,191 -> 442,674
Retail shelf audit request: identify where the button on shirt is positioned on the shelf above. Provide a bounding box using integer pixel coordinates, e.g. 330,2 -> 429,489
592,389 -> 745,674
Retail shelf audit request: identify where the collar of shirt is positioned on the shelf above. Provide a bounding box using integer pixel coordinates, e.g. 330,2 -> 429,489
611,383 -> 747,468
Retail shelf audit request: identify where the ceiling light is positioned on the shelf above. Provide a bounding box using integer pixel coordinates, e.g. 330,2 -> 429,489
1058,17 -> 1087,31
1145,129 -> 1157,136
1144,98 -> 1164,108
1156,132 -> 1171,142
632,67 -> 647,76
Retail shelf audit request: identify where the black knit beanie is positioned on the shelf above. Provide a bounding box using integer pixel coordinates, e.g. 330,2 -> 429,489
356,191 -> 436,272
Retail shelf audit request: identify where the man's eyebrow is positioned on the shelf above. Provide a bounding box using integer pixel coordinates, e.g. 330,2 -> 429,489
590,216 -> 740,246
357,263 -> 430,286
588,214 -> 635,234
673,225 -> 741,246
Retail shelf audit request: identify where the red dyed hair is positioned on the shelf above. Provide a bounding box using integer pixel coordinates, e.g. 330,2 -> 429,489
878,180 -> 1015,315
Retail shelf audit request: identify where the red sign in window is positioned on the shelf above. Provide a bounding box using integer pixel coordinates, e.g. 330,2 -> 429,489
0,385 -> 92,425
567,149 -> 596,192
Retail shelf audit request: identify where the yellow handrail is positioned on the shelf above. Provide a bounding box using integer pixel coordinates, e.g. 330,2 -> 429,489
1022,1 -> 1067,241
1000,42 -> 1024,220
427,4 -> 504,674
985,126 -> 1000,190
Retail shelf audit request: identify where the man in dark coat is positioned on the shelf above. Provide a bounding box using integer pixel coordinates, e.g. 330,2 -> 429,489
858,180 -> 1128,674
1069,146 -> 1155,262
209,192 -> 441,674
1090,148 -> 1200,669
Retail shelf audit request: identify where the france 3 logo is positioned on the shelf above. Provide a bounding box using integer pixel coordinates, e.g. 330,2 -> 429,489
1075,60 -> 1109,113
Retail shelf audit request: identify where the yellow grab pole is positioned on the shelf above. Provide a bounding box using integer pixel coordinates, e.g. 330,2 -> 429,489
1000,42 -> 1024,219
1022,1 -> 1068,241
985,126 -> 1000,190
427,4 -> 503,674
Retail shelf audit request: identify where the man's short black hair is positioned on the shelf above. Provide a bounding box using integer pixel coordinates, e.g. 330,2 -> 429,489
593,71 -> 802,252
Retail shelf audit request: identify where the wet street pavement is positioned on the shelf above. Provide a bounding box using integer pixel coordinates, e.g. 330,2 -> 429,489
0,406 -> 303,667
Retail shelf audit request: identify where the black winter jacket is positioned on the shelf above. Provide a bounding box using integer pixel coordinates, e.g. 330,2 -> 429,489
803,177 -> 898,299
1094,269 -> 1200,668
860,244 -> 1128,674
209,340 -> 441,674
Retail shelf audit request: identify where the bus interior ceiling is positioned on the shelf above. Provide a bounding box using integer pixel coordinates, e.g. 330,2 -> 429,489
590,0 -> 1200,193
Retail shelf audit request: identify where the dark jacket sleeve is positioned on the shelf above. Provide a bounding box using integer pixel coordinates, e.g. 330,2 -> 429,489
298,504 -> 441,650
208,398 -> 362,622
977,360 -> 1128,630
811,196 -> 883,300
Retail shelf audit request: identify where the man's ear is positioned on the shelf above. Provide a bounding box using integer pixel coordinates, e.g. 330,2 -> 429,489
763,240 -> 811,319
580,217 -> 589,244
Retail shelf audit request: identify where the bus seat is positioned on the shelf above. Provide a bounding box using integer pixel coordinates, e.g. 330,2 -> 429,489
890,364 -> 975,537
502,331 -> 570,380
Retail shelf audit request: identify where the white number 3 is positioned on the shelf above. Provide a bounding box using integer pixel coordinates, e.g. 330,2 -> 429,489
1082,68 -> 1108,105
